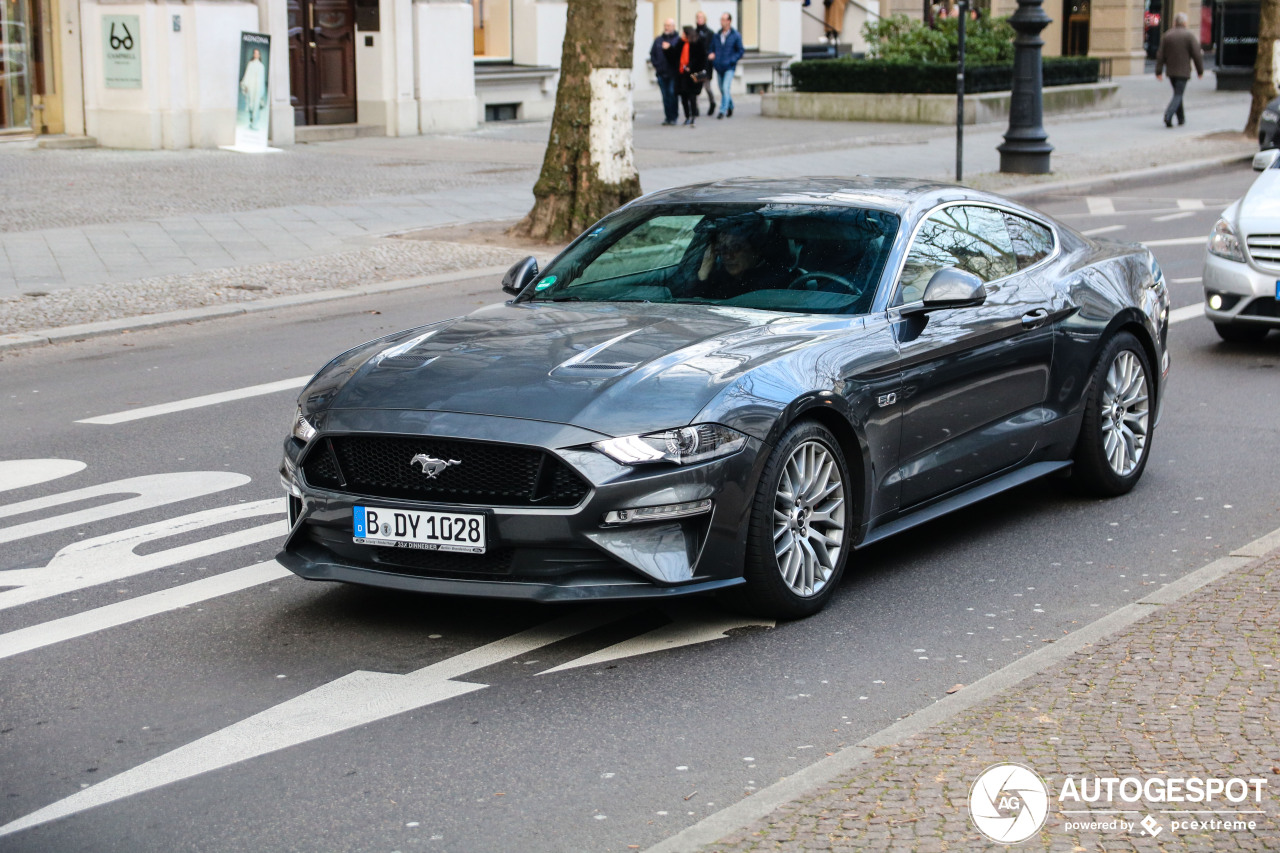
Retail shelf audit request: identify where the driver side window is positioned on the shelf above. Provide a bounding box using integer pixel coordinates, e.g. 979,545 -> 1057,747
898,205 -> 1017,303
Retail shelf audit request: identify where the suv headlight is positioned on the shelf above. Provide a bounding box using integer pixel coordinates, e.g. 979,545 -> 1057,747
292,407 -> 317,443
1208,218 -> 1246,262
594,424 -> 747,466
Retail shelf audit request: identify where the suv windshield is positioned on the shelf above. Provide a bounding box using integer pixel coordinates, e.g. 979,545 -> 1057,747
528,203 -> 900,315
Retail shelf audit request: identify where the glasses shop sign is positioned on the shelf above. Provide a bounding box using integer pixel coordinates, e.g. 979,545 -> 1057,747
103,15 -> 141,88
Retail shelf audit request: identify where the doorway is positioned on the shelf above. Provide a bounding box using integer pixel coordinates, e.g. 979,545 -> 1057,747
288,0 -> 356,125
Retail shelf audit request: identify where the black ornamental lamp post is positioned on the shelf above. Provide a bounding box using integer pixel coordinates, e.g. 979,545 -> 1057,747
997,0 -> 1053,173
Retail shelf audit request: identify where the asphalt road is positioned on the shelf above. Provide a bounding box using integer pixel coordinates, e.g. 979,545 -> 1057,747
1,164 -> 1277,853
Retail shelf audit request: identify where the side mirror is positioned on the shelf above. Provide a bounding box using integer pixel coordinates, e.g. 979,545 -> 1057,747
1252,148 -> 1279,171
502,256 -> 539,296
901,267 -> 987,315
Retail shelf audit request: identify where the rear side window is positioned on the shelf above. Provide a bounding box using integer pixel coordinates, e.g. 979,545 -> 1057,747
898,205 -> 1017,301
1004,213 -> 1055,269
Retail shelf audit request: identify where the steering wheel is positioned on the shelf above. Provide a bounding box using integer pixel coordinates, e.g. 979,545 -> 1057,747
788,270 -> 859,295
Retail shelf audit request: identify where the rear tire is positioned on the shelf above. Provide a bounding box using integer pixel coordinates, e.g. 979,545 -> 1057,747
1214,322 -> 1269,343
1071,332 -> 1154,497
725,420 -> 852,619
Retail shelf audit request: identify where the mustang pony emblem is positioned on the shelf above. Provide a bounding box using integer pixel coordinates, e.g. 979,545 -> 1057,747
410,454 -> 461,478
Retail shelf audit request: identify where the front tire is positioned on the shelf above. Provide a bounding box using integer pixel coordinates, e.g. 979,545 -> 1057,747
1214,322 -> 1269,343
728,420 -> 852,619
1071,332 -> 1154,496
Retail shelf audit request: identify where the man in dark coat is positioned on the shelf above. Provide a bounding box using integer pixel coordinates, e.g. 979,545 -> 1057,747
694,11 -> 717,117
650,18 -> 681,126
1154,12 -> 1205,127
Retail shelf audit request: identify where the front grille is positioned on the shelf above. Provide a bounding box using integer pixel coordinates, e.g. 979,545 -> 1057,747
371,546 -> 515,576
302,435 -> 590,507
1247,233 -> 1280,269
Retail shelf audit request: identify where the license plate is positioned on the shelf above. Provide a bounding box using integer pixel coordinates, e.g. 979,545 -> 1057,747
353,506 -> 486,554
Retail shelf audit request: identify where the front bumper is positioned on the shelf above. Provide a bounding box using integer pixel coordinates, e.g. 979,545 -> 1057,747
1203,252 -> 1280,329
278,410 -> 764,602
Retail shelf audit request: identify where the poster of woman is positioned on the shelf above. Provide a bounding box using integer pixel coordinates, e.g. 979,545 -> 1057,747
234,32 -> 271,150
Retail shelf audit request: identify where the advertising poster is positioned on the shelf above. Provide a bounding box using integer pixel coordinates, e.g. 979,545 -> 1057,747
232,31 -> 271,151
102,15 -> 142,88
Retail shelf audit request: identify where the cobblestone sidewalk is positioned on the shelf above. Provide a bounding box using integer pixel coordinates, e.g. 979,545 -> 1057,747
693,544 -> 1280,852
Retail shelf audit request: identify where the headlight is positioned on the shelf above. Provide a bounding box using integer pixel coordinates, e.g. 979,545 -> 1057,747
1263,109 -> 1278,122
594,424 -> 747,466
292,407 -> 317,443
1208,218 -> 1246,262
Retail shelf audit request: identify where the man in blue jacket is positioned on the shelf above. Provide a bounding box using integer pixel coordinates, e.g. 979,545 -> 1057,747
650,18 -> 682,126
712,13 -> 745,118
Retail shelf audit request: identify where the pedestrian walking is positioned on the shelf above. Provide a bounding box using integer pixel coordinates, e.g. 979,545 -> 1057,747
650,19 -> 682,126
695,11 -> 717,117
1154,13 -> 1204,128
676,26 -> 709,127
712,13 -> 744,119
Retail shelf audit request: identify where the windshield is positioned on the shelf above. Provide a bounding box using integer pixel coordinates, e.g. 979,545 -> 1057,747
528,203 -> 900,315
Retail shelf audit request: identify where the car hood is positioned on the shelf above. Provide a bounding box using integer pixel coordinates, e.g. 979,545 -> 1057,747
1239,169 -> 1280,237
308,301 -> 864,438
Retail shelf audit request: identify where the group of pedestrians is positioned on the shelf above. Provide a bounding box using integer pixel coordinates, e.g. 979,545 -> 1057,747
650,12 -> 744,126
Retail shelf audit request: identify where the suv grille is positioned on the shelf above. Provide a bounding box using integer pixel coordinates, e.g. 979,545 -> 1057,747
302,435 -> 590,507
1247,233 -> 1280,269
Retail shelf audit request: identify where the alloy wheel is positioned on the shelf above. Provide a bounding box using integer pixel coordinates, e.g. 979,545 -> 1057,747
1100,349 -> 1150,477
772,439 -> 846,597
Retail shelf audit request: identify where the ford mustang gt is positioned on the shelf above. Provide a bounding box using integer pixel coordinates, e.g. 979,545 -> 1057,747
278,178 -> 1170,618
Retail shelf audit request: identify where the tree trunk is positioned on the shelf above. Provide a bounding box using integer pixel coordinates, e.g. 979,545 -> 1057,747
1245,0 -> 1280,136
510,0 -> 642,242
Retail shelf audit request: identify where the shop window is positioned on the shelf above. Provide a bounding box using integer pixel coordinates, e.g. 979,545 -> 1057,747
474,0 -> 512,61
1,0 -> 33,131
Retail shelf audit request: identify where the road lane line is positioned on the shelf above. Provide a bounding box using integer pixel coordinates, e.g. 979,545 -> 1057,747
0,610 -> 621,838
0,472 -> 250,545
76,376 -> 310,425
1170,277 -> 1202,284
1082,225 -> 1125,236
0,459 -> 85,493
1085,197 -> 1116,215
1142,236 -> 1207,247
0,560 -> 292,661
539,609 -> 772,675
1153,211 -> 1195,223
0,500 -> 285,611
1177,198 -> 1206,210
1169,303 -> 1205,325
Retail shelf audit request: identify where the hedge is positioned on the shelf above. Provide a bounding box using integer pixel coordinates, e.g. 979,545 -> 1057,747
789,58 -> 1101,95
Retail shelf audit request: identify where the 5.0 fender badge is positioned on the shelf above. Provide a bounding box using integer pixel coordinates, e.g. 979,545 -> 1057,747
410,454 -> 461,478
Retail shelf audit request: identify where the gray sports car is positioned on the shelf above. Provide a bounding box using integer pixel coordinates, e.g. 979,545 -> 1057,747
278,178 -> 1171,618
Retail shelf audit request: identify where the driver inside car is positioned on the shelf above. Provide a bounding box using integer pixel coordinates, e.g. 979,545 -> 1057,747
691,219 -> 795,300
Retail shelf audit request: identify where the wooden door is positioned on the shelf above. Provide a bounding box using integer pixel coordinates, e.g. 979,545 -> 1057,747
288,0 -> 356,125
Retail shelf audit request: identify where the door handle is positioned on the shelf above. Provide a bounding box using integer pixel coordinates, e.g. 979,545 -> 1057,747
1021,308 -> 1050,329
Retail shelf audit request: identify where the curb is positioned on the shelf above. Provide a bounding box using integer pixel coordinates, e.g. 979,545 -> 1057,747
0,152 -> 1255,355
643,523 -> 1280,853
0,265 -> 512,354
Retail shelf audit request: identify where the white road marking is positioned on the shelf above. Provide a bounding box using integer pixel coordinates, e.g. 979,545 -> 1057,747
0,472 -> 250,546
0,500 -> 285,611
76,376 -> 310,425
1085,197 -> 1116,215
1082,225 -> 1125,236
1153,211 -> 1195,223
0,459 -> 86,493
1169,303 -> 1205,324
1178,198 -> 1206,210
0,560 -> 291,660
0,611 -> 621,838
1142,236 -> 1207,247
539,610 -> 773,675
1171,277 -> 1202,284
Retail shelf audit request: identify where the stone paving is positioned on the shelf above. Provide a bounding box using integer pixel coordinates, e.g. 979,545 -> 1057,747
695,547 -> 1280,852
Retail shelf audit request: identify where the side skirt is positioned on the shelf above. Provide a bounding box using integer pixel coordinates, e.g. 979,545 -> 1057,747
857,460 -> 1073,549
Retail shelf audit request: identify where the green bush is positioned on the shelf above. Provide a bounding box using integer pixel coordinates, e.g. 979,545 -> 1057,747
862,13 -> 1016,64
788,57 -> 1101,94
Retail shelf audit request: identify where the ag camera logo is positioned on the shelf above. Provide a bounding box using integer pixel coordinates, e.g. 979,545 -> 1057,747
969,763 -> 1050,844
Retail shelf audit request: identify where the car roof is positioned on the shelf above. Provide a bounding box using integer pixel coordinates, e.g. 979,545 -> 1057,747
631,176 -> 984,216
